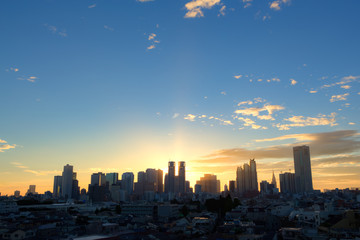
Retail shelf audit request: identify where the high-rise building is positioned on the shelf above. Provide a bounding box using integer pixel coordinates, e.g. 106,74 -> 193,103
178,161 -> 186,194
53,176 -> 62,198
229,180 -> 236,193
293,145 -> 313,193
122,172 -> 134,195
196,174 -> 220,194
106,173 -> 119,186
61,164 -> 73,199
91,172 -> 106,186
271,171 -> 277,188
26,185 -> 37,195
279,172 -> 296,194
236,166 -> 245,193
168,161 -> 175,193
250,159 -> 258,191
157,169 -> 163,193
236,159 -> 258,194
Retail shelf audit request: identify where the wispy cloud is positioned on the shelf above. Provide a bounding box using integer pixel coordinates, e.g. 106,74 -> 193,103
275,112 -> 337,130
321,75 -> 360,89
104,25 -> 114,31
17,76 -> 38,83
0,139 -> 16,152
235,104 -> 284,121
269,0 -> 291,11
137,0 -> 154,2
44,24 -> 67,37
218,5 -> 226,17
330,93 -> 349,102
234,75 -> 242,79
146,33 -> 160,50
6,67 -> 19,72
88,4 -> 96,8
184,0 -> 221,18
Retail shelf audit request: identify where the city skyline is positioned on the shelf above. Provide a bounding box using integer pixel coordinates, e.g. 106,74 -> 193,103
1,0 -> 360,195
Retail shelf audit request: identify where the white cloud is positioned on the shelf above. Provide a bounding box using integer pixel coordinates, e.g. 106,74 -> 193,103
235,104 -> 284,120
269,0 -> 290,11
0,139 -> 16,152
184,114 -> 197,122
309,90 -> 317,94
44,24 -> 67,37
234,75 -> 242,79
138,0 -> 154,2
341,85 -> 351,89
88,4 -> 96,8
348,122 -> 356,125
330,93 -> 349,102
221,91 -> 226,95
275,112 -> 337,130
322,75 -> 360,88
148,33 -> 156,41
104,25 -> 114,31
147,45 -> 156,50
172,113 -> 180,119
184,0 -> 221,18
147,33 -> 160,50
290,79 -> 297,85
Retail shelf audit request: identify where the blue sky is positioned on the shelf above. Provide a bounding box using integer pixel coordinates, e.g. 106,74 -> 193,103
1,0 -> 360,195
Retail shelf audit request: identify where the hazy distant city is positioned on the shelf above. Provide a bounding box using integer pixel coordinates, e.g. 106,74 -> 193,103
1,146 -> 359,239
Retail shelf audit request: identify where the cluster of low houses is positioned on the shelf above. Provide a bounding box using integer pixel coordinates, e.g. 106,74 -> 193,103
0,188 -> 359,239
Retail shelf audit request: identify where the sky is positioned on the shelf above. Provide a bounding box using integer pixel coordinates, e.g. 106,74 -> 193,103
1,0 -> 360,195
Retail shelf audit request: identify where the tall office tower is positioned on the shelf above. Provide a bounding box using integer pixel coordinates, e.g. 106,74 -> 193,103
279,172 -> 296,194
168,161 -> 175,193
271,171 -> 277,188
243,163 -> 251,191
293,145 -> 313,193
157,169 -> 163,193
53,176 -> 62,198
229,180 -> 236,193
196,174 -> 220,194
236,166 -> 245,194
138,171 -> 146,183
185,181 -> 190,193
249,159 -> 258,191
26,185 -> 37,195
164,173 -> 168,193
72,179 -> 80,200
61,164 -> 74,199
91,172 -> 106,186
178,161 -> 186,193
122,172 -> 134,195
106,173 -> 119,186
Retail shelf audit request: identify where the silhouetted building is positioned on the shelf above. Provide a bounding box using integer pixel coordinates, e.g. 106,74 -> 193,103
26,185 -> 37,195
122,172 -> 134,196
260,180 -> 275,194
229,180 -> 236,193
196,174 -> 220,194
53,175 -> 62,198
14,190 -> 20,198
293,145 -> 313,193
271,171 -> 277,188
106,173 -> 118,186
91,172 -> 106,186
237,159 -> 258,194
178,161 -> 186,193
61,164 -> 73,199
157,169 -> 163,193
279,172 -> 296,194
168,161 -> 175,193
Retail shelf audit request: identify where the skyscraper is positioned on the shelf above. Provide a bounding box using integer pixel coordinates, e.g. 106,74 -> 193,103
249,159 -> 258,191
157,169 -> 163,193
178,161 -> 186,193
122,172 -> 134,195
271,171 -> 277,188
53,175 -> 62,198
91,172 -> 106,186
168,161 -> 175,193
106,173 -> 119,186
279,172 -> 296,194
61,164 -> 73,199
196,174 -> 220,194
293,145 -> 313,193
236,159 -> 258,194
